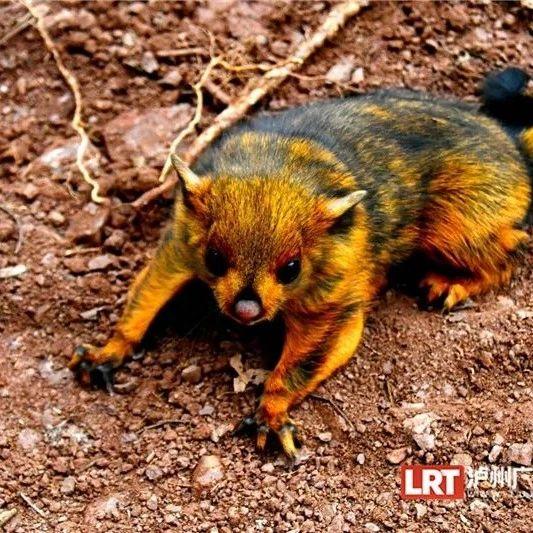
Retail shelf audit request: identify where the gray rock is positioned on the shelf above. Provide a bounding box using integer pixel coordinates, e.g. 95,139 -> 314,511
39,360 -> 71,386
48,210 -> 66,226
488,444 -> 503,463
103,230 -> 126,252
159,70 -> 183,87
66,203 -> 110,244
141,52 -> 159,74
181,364 -> 202,384
192,455 -> 224,493
102,105 -> 193,162
414,503 -> 427,519
451,453 -> 472,467
18,428 -> 42,451
61,476 -> 76,495
506,443 -> 532,466
146,494 -> 158,511
261,462 -> 275,473
318,431 -> 332,443
20,183 -> 39,201
386,447 -> 408,464
326,58 -> 355,83
87,254 -> 115,271
351,67 -> 364,84
145,465 -> 163,481
413,433 -> 435,451
403,412 -> 436,434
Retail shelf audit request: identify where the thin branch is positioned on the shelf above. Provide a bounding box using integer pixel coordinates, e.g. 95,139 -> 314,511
204,78 -> 232,105
19,492 -> 47,519
21,0 -> 104,204
0,12 -> 32,46
155,47 -> 209,58
155,56 -> 221,188
0,508 -> 18,528
142,419 -> 184,432
132,0 -> 368,208
310,393 -> 355,431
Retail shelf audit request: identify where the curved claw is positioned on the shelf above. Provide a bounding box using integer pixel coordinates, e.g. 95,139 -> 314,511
277,423 -> 300,461
234,414 -> 302,460
69,345 -> 117,393
256,424 -> 269,451
233,416 -> 257,437
132,348 -> 146,361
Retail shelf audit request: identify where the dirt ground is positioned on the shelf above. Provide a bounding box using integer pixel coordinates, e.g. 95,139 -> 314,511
0,1 -> 532,532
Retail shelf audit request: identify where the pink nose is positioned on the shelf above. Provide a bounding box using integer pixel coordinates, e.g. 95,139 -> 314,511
234,299 -> 262,322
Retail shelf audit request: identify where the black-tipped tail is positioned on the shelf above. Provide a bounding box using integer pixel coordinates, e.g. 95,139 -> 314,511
480,67 -> 533,133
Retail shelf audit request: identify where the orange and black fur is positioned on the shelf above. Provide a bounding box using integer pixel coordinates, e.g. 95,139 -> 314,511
70,69 -> 532,458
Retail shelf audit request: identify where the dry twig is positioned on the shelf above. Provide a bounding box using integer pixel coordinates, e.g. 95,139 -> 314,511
64,246 -> 101,257
204,78 -> 232,105
142,419 -> 185,432
132,0 -> 368,208
154,56 -> 221,193
155,47 -> 209,58
21,0 -> 104,204
19,492 -> 47,519
0,508 -> 18,527
310,393 -> 355,431
0,11 -> 32,46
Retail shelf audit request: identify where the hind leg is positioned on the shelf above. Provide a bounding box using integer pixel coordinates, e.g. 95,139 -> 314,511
420,227 -> 528,311
420,265 -> 513,311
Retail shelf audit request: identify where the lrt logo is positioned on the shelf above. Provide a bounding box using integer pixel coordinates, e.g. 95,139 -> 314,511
400,465 -> 465,500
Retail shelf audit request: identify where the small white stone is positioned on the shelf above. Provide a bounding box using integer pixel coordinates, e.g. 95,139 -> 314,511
317,431 -> 332,443
413,433 -> 435,451
61,476 -> 76,495
192,455 -> 224,493
414,503 -> 427,519
326,58 -> 355,83
181,364 -> 202,384
351,67 -> 364,84
451,453 -> 472,467
403,412 -> 436,434
17,428 -> 41,451
506,443 -> 532,466
488,444 -> 503,463
386,447 -> 408,465
493,433 -> 505,446
261,463 -> 275,473
146,494 -> 158,511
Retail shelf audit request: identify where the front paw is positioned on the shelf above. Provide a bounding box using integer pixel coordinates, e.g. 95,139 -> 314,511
68,345 -> 120,393
234,414 -> 302,461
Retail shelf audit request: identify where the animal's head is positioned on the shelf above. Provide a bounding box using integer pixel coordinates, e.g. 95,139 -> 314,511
171,153 -> 366,325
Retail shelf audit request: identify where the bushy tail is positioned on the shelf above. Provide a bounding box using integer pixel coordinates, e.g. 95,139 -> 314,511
481,67 -> 533,157
481,68 -> 533,223
481,68 -> 531,126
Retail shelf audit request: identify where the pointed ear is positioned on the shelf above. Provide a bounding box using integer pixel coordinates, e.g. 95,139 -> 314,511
170,154 -> 202,194
324,190 -> 367,218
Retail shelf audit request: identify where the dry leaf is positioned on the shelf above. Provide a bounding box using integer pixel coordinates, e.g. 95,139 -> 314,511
210,422 -> 233,443
0,264 -> 27,278
229,353 -> 270,393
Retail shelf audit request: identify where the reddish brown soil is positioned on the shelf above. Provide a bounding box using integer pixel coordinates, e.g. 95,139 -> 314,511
0,1 -> 532,532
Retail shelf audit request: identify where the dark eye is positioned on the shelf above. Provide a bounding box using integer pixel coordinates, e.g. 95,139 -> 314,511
276,258 -> 301,285
205,247 -> 228,277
